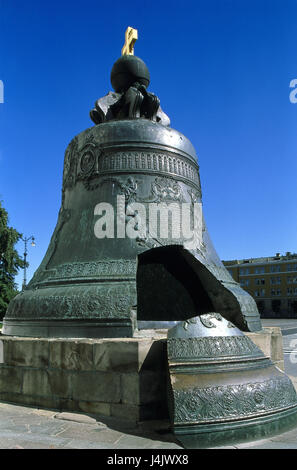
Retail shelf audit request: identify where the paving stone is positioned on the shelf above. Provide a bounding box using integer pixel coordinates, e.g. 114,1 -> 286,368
239,441 -> 297,449
32,408 -> 57,418
11,415 -> 44,426
0,423 -> 29,434
0,402 -> 37,416
0,419 -> 15,429
0,430 -> 72,447
82,428 -> 124,444
0,437 -> 23,449
149,441 -> 183,449
210,445 -> 237,449
9,441 -> 66,449
28,421 -> 69,436
54,412 -> 99,425
56,425 -> 122,443
115,433 -> 166,449
234,438 -> 276,448
64,439 -> 119,449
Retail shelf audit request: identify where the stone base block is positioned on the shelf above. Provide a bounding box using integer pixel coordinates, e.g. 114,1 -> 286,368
0,327 -> 285,422
0,335 -> 168,422
246,327 -> 284,371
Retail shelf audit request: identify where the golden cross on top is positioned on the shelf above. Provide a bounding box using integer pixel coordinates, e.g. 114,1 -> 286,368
121,27 -> 138,56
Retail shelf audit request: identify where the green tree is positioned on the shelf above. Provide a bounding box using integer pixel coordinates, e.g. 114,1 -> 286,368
0,201 -> 25,320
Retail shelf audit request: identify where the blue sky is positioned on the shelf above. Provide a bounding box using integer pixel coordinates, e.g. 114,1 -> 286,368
0,0 -> 296,289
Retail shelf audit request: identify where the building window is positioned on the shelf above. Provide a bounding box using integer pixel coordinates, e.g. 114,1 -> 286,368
255,278 -> 265,285
239,268 -> 250,275
287,276 -> 297,284
255,289 -> 265,297
240,279 -> 250,287
270,277 -> 281,285
287,263 -> 297,272
254,267 -> 265,274
270,265 -> 281,273
287,287 -> 297,296
271,289 -> 281,296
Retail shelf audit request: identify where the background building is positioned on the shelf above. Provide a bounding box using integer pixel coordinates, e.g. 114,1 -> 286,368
223,252 -> 297,318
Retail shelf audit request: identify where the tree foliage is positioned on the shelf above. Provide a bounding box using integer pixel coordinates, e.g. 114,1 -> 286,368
0,201 -> 25,319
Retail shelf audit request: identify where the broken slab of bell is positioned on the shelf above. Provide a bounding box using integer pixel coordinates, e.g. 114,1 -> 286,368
167,313 -> 297,448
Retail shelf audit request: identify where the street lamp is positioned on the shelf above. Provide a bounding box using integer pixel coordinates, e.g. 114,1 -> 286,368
22,235 -> 36,290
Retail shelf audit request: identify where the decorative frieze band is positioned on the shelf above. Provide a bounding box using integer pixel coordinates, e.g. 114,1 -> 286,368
31,259 -> 137,285
98,150 -> 200,184
50,259 -> 137,280
71,146 -> 201,189
7,284 -> 136,320
167,335 -> 262,361
173,376 -> 297,424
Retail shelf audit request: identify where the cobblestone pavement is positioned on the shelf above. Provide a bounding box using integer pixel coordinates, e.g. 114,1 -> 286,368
1,400 -> 297,449
1,399 -> 297,449
0,403 -> 183,449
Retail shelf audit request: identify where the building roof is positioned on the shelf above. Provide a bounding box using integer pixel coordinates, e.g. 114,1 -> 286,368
223,253 -> 297,267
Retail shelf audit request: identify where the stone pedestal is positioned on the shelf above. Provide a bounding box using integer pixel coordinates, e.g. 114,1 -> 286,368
0,335 -> 168,422
0,327 -> 286,423
246,327 -> 285,371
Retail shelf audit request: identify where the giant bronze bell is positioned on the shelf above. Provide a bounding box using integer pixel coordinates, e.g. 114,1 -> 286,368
3,66 -> 262,337
3,29 -> 297,447
3,40 -> 263,338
